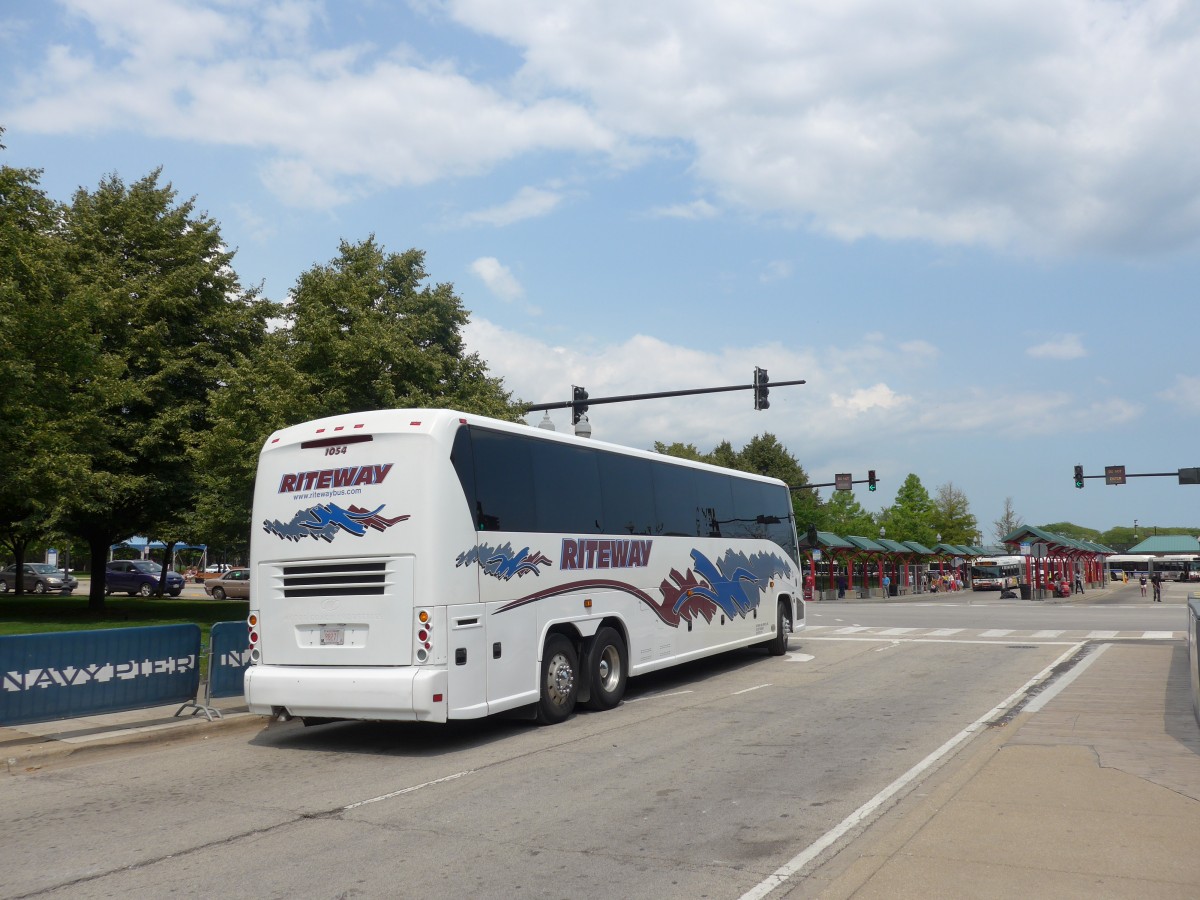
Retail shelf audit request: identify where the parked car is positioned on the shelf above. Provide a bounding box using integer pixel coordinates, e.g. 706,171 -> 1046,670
105,559 -> 185,597
203,568 -> 250,601
0,563 -> 79,594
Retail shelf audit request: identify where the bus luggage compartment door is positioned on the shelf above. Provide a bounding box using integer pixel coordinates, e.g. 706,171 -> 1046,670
446,604 -> 488,718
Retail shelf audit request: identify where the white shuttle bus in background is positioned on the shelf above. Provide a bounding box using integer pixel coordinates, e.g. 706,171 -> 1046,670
244,409 -> 803,725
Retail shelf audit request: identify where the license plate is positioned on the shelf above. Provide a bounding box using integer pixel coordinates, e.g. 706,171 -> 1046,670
320,627 -> 344,646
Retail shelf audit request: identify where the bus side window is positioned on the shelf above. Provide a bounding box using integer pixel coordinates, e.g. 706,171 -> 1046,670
531,442 -> 604,534
652,463 -> 700,537
597,453 -> 655,535
469,429 -> 537,533
450,426 -> 481,528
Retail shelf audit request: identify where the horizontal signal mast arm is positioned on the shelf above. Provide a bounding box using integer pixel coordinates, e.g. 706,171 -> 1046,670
524,379 -> 807,412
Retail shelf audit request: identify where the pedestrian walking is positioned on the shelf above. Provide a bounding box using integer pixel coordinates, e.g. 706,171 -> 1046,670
882,574 -> 891,597
1151,573 -> 1162,602
1139,574 -> 1147,597
1073,572 -> 1084,594
836,572 -> 847,600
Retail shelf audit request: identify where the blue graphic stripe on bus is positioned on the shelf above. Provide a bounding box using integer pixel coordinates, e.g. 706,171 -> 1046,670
263,502 -> 410,542
457,542 -> 553,580
496,548 -> 794,627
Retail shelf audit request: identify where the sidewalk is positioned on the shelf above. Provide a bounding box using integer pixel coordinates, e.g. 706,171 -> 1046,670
791,638 -> 1200,899
1,694 -> 265,774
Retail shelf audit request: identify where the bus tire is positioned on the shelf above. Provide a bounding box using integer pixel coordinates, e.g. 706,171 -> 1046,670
535,634 -> 579,725
765,601 -> 791,656
584,627 -> 627,711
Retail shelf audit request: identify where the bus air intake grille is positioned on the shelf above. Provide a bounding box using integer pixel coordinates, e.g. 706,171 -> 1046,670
280,560 -> 389,598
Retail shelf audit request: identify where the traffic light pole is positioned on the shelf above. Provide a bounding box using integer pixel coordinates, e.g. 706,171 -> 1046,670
524,379 -> 808,414
791,476 -> 879,491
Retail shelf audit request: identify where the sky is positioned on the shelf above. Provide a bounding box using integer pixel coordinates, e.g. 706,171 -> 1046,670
3,0 -> 1200,539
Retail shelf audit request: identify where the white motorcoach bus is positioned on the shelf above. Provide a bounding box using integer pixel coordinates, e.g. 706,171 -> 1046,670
244,409 -> 803,725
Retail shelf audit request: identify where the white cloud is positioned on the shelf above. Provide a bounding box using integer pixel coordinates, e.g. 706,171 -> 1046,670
1026,333 -> 1086,360
459,186 -> 564,226
470,257 -> 525,301
448,0 -> 1200,256
758,260 -> 792,283
9,1 -> 1199,254
1158,375 -> 1200,414
830,383 -> 910,414
648,199 -> 717,220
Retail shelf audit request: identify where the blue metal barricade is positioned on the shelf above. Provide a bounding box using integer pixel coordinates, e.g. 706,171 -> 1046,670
0,625 -> 200,726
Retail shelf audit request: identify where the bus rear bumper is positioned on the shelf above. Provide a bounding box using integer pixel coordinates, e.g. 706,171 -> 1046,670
244,664 -> 448,723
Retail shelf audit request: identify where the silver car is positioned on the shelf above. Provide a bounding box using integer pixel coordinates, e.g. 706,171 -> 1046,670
0,563 -> 79,594
203,568 -> 250,601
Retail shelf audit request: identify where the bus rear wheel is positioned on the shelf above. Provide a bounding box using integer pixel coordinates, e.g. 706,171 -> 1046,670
535,634 -> 578,725
584,627 -> 627,711
765,601 -> 791,656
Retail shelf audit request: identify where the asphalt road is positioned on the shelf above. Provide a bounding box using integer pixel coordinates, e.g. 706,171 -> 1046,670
4,594 -> 1155,899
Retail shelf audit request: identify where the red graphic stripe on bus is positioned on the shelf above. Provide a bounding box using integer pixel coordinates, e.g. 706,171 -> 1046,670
494,579 -> 682,627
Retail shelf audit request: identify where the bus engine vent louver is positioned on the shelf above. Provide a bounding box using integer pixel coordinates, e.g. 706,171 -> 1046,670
280,560 -> 389,598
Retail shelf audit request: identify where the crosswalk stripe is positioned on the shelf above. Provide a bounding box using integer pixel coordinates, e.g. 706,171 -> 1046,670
1086,630 -> 1119,639
980,629 -> 1013,637
1031,630 -> 1063,638
1142,631 -> 1176,639
833,626 -> 872,633
878,627 -> 918,635
926,628 -> 963,636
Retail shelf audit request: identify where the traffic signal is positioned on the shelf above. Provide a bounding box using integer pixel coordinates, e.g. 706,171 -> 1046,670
753,367 -> 770,410
1179,467 -> 1200,485
868,470 -> 877,492
1074,464 -> 1084,489
571,385 -> 589,425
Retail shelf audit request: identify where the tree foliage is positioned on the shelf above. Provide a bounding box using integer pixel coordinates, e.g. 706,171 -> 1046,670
879,474 -> 937,546
930,482 -> 978,545
55,170 -> 272,608
993,497 -> 1024,542
192,237 -> 522,548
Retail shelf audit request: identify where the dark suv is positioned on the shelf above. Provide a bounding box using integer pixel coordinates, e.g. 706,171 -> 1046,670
105,559 -> 185,597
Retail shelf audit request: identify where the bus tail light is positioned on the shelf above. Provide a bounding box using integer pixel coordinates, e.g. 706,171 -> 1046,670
248,612 -> 261,662
415,609 -> 432,662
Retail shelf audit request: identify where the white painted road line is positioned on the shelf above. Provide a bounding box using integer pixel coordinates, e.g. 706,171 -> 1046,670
980,629 -> 1013,638
1024,643 -> 1110,713
343,770 -> 474,810
738,642 -> 1087,900
1031,630 -> 1063,638
732,683 -> 772,695
926,628 -> 963,636
1086,630 -> 1119,639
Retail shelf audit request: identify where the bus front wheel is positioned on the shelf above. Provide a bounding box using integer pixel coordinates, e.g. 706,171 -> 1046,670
536,634 -> 579,725
584,627 -> 627,711
765,601 -> 791,656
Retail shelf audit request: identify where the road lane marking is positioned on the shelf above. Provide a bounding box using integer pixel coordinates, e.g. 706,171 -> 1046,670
1142,631 -> 1176,640
625,690 -> 694,704
833,626 -> 872,633
878,627 -> 917,635
1086,630 -> 1119,639
926,628 -> 963,636
979,629 -> 1013,638
732,683 -> 772,695
1031,630 -> 1063,638
343,770 -> 474,810
738,641 -> 1087,900
1024,643 -> 1110,713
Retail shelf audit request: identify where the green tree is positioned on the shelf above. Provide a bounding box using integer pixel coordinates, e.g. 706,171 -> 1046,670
880,474 -> 937,546
930,482 -> 978,545
56,170 -> 272,609
824,489 -> 876,537
194,237 -> 521,547
0,137 -> 93,588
